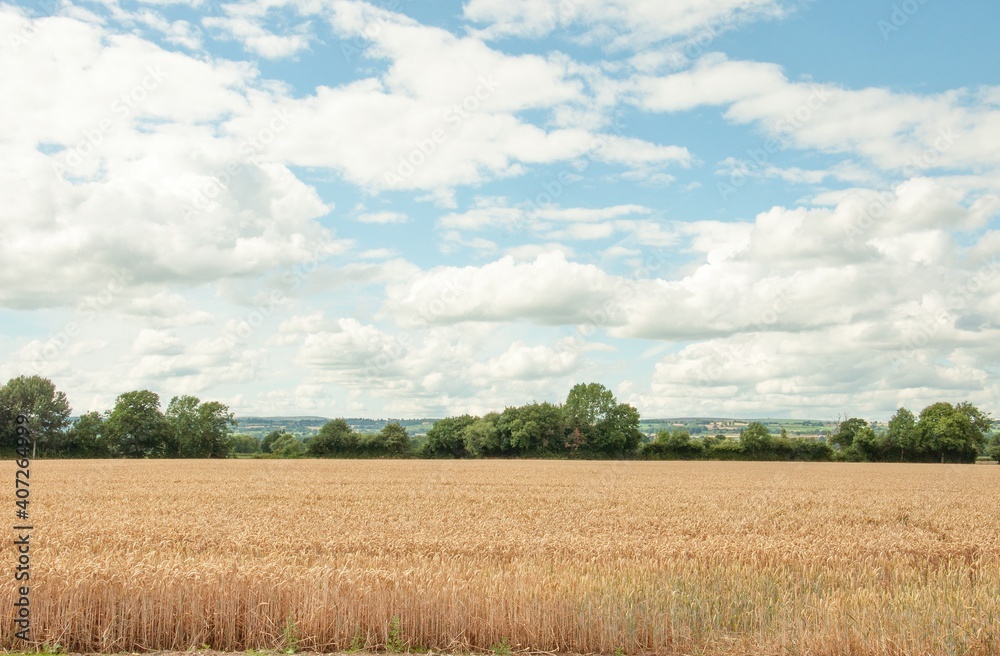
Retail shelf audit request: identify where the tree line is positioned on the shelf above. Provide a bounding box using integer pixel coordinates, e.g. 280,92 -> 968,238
828,403 -> 993,463
0,376 -> 234,458
1,375 -> 996,463
645,401 -> 994,464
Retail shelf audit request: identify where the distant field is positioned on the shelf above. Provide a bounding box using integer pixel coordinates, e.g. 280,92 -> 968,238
3,460 -> 999,655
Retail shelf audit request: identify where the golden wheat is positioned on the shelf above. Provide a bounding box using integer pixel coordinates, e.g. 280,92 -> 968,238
2,459 -> 999,655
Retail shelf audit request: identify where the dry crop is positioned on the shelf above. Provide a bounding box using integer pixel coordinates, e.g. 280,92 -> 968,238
2,459 -> 999,655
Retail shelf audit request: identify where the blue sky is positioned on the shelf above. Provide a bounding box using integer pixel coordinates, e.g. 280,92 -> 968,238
1,0 -> 998,420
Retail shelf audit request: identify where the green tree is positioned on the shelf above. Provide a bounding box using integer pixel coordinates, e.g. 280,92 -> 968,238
271,433 -> 305,457
527,402 -> 567,454
63,411 -> 113,457
830,417 -> 869,450
564,383 -> 616,436
194,401 -> 236,458
739,422 -> 773,456
164,395 -> 198,456
463,413 -> 500,458
956,402 -> 993,439
492,402 -> 567,456
852,425 -> 885,461
886,407 -> 918,461
308,418 -> 358,456
917,401 -> 991,463
594,401 -> 643,455
104,390 -> 171,458
423,415 -> 476,458
261,429 -> 288,454
988,434 -> 1000,464
377,422 -> 411,456
230,433 -> 261,454
563,383 -> 641,456
0,375 -> 72,456
165,396 -> 236,458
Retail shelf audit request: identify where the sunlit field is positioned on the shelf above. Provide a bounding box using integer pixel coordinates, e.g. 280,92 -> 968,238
3,460 -> 999,655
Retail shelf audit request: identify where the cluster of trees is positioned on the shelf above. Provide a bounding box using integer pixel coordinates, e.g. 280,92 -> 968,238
0,375 -> 235,458
420,383 -> 643,459
641,402 -> 996,464
0,375 -> 72,457
641,424 -> 834,461
306,419 -> 411,457
281,383 -> 643,460
2,375 -> 996,464
831,402 -> 993,464
223,423 -> 414,458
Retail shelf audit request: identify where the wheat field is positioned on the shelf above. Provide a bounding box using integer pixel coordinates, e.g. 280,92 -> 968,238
2,459 -> 999,655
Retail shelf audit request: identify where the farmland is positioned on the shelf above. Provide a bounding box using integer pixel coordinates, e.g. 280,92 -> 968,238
3,460 -> 999,655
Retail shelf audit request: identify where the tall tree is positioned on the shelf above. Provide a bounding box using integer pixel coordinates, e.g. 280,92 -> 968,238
377,421 -> 410,456
104,390 -> 171,458
166,396 -> 236,458
0,375 -> 72,456
563,383 -> 641,456
739,422 -> 773,456
165,395 -> 199,457
195,401 -> 236,458
564,383 -> 616,433
886,407 -> 918,461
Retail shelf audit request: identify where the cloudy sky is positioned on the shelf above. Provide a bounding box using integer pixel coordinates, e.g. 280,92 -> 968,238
1,0 -> 998,420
